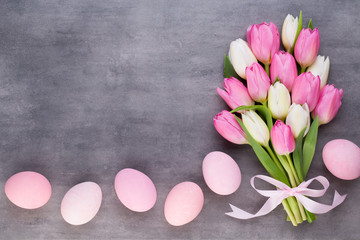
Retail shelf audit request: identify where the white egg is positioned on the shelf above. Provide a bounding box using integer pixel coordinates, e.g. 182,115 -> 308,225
202,151 -> 241,195
61,182 -> 102,225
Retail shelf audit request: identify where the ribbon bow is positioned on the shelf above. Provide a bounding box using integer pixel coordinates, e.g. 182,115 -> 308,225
226,175 -> 347,219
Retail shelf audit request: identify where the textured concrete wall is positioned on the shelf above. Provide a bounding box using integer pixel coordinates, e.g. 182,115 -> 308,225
0,0 -> 359,239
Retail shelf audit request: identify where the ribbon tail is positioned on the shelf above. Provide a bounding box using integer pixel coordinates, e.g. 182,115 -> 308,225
225,204 -> 256,219
296,190 -> 347,214
226,195 -> 285,219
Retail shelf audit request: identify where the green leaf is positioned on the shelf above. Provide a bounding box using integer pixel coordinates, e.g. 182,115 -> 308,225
302,116 -> 319,178
230,105 -> 273,130
224,55 -> 241,80
307,18 -> 313,30
293,128 -> 306,183
234,116 -> 290,186
289,10 -> 303,54
305,209 -> 317,223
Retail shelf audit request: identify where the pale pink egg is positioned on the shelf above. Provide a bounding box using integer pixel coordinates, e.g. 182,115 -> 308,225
5,171 -> 51,209
202,151 -> 241,195
61,182 -> 102,225
164,182 -> 204,226
114,168 -> 157,212
323,139 -> 360,180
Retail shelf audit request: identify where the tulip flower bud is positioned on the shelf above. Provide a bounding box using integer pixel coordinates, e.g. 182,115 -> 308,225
294,28 -> 320,68
271,120 -> 296,155
214,110 -> 248,144
229,38 -> 258,79
286,103 -> 310,138
307,55 -> 330,89
247,22 -> 280,65
270,51 -> 297,91
242,110 -> 269,146
282,14 -> 299,52
245,63 -> 271,103
268,82 -> 291,120
291,72 -> 321,112
216,77 -> 254,110
311,84 -> 344,125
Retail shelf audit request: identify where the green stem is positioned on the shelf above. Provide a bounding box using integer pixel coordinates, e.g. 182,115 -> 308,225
277,155 -> 296,186
267,147 -> 304,223
265,145 -> 286,176
300,67 -> 306,73
265,64 -> 270,76
288,47 -> 294,55
287,196 -> 303,224
286,154 -> 300,185
288,172 -> 297,187
298,200 -> 307,221
276,155 -> 305,222
282,200 -> 297,226
285,154 -> 307,221
261,101 -> 268,108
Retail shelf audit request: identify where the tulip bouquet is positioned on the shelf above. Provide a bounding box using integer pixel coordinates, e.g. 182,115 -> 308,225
214,11 -> 344,226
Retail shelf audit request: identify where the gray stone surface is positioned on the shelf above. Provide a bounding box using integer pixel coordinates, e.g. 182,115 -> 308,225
0,0 -> 359,239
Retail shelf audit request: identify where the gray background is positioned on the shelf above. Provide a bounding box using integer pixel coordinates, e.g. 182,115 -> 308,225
0,0 -> 359,239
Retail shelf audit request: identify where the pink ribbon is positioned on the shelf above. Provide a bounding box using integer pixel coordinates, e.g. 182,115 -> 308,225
226,175 -> 347,219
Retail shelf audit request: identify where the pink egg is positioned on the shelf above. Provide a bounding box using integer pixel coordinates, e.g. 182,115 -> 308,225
114,168 -> 157,212
61,182 -> 102,225
164,182 -> 204,226
323,139 -> 360,180
202,151 -> 241,195
5,171 -> 51,209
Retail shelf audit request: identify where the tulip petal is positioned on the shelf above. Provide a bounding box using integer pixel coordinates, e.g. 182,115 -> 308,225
247,22 -> 280,65
214,110 -> 248,145
294,28 -> 320,68
312,85 -> 343,124
271,120 -> 295,155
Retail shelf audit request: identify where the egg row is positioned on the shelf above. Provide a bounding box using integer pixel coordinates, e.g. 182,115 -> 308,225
4,152 -> 242,226
5,139 -> 360,226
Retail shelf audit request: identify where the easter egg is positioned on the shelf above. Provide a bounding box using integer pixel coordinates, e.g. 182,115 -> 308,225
114,168 -> 157,212
5,171 -> 52,209
322,139 -> 360,180
164,182 -> 204,226
202,151 -> 241,195
61,182 -> 102,225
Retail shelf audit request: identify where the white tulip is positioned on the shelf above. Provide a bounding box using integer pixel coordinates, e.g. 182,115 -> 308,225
242,110 -> 269,146
268,82 -> 291,120
282,14 -> 298,52
307,55 -> 330,89
229,38 -> 257,79
286,103 -> 310,138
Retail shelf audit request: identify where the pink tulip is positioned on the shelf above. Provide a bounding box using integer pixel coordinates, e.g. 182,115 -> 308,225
214,110 -> 248,144
291,72 -> 321,112
294,28 -> 320,68
216,77 -> 254,110
270,51 -> 297,91
271,120 -> 295,155
245,62 -> 271,103
312,84 -> 344,125
247,22 -> 280,65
